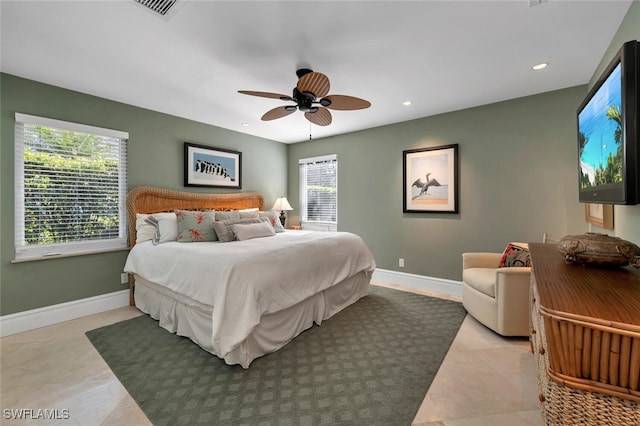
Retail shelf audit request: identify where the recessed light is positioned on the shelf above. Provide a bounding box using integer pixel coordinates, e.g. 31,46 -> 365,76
532,62 -> 548,70
402,101 -> 412,106
241,122 -> 249,127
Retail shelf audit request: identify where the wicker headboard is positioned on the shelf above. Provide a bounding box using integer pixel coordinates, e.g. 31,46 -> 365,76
126,186 -> 264,249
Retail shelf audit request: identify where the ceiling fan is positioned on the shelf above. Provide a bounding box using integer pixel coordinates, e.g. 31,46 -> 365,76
238,68 -> 371,127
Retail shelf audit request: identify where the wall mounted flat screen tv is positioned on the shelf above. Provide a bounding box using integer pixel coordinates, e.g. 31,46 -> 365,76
577,40 -> 640,205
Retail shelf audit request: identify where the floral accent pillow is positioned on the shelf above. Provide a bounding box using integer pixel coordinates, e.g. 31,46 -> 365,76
215,210 -> 240,221
500,242 -> 531,267
175,210 -> 217,242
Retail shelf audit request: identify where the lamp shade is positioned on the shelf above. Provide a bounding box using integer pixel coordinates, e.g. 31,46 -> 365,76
271,197 -> 293,211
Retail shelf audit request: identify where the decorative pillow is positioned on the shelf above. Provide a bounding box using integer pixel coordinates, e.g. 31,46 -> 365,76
239,207 -> 259,212
144,212 -> 178,245
238,211 -> 260,220
175,210 -> 216,242
239,210 -> 285,233
212,217 -> 266,242
135,214 -> 156,243
500,242 -> 531,267
261,211 -> 286,233
232,221 -> 276,241
215,210 -> 240,221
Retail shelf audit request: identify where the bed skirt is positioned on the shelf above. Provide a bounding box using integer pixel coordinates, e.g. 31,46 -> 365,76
133,271 -> 372,368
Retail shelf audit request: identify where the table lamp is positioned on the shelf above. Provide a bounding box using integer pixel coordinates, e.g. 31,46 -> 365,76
271,197 -> 293,227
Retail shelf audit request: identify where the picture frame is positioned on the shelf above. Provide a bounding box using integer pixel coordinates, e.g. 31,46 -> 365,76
584,203 -> 614,229
184,142 -> 242,188
403,144 -> 459,213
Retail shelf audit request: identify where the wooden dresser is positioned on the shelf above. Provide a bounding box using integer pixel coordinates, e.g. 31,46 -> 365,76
529,243 -> 640,425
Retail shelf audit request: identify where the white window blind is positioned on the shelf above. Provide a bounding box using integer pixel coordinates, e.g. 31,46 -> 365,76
14,113 -> 128,260
299,154 -> 337,231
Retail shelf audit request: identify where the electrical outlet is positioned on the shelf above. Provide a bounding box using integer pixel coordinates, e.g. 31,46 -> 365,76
120,272 -> 129,284
399,258 -> 405,268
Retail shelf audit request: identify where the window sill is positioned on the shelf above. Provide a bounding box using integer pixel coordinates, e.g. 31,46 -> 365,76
301,221 -> 338,232
11,246 -> 129,264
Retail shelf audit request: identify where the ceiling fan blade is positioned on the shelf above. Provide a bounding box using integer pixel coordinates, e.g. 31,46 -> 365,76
238,90 -> 292,101
261,106 -> 297,121
297,72 -> 330,98
322,94 -> 371,110
305,107 -> 332,126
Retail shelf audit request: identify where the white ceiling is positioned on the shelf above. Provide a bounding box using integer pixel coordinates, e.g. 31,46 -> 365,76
0,0 -> 633,144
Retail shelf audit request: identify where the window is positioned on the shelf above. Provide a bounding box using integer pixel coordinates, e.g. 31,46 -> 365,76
299,154 -> 337,232
14,113 -> 128,260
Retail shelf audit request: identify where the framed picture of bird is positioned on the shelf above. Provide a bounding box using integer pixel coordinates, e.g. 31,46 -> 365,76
184,142 -> 242,189
403,144 -> 459,213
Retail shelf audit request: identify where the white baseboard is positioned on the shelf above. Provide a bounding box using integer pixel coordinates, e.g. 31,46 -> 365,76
0,271 -> 460,338
0,290 -> 130,338
373,268 -> 463,297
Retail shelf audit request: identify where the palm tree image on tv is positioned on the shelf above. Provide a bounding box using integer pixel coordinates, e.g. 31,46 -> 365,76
579,63 -> 624,189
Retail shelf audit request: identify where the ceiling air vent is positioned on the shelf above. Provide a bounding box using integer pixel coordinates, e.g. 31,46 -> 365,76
133,0 -> 187,20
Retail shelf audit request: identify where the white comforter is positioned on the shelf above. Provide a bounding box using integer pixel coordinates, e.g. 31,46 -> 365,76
124,230 -> 376,358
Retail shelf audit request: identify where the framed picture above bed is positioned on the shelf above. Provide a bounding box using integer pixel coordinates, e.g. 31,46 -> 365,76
403,144 -> 459,213
184,142 -> 242,188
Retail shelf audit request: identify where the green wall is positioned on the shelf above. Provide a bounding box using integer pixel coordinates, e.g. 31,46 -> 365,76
0,74 -> 287,316
587,1 -> 640,243
285,3 -> 640,282
2,3 -> 637,316
287,86 -> 589,281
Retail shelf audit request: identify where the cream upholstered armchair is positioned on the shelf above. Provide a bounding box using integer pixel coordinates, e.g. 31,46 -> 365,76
462,250 -> 531,337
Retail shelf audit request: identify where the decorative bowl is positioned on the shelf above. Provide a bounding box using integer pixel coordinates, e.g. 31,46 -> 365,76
557,232 -> 640,268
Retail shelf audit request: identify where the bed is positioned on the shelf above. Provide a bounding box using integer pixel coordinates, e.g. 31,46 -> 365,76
123,186 -> 376,368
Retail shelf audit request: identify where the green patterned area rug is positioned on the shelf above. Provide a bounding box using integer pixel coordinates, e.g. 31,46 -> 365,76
86,285 -> 466,426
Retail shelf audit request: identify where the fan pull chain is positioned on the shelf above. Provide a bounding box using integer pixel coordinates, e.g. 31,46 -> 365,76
309,122 -> 312,141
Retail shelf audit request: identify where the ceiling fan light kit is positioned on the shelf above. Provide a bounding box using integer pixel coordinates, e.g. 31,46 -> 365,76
239,69 -> 371,127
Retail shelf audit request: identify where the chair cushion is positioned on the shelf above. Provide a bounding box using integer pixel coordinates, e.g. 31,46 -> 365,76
463,268 -> 496,298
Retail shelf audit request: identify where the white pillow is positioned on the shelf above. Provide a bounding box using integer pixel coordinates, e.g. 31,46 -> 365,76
212,217 -> 265,242
232,221 -> 276,241
135,214 -> 156,243
239,207 -> 259,212
239,210 -> 285,233
144,212 -> 178,244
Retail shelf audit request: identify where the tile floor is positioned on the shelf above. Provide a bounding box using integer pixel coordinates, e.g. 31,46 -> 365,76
0,282 -> 540,425
375,282 -> 541,426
